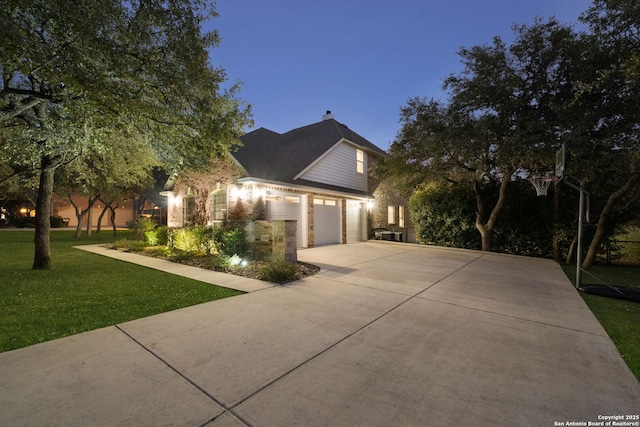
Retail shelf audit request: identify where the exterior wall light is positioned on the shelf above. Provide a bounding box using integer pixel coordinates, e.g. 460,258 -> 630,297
253,187 -> 267,199
231,186 -> 249,200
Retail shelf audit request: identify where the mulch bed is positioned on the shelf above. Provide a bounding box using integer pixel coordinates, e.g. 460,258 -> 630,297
111,244 -> 321,284
177,257 -> 321,283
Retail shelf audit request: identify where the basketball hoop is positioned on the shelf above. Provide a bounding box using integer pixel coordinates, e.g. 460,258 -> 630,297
529,176 -> 559,196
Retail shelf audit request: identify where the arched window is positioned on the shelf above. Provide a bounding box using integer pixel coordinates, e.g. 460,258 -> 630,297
212,186 -> 227,226
183,192 -> 196,227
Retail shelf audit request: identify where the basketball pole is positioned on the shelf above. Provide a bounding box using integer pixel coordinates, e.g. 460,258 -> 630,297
533,144 -> 590,290
562,174 -> 588,290
577,181 -> 585,290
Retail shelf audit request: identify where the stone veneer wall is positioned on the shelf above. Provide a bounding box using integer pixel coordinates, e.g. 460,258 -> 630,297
251,220 -> 297,263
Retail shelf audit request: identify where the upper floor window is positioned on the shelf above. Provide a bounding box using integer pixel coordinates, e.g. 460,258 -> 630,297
356,149 -> 364,174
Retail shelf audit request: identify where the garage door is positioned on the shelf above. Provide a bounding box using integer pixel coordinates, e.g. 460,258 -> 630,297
346,200 -> 366,243
313,198 -> 340,246
266,193 -> 304,248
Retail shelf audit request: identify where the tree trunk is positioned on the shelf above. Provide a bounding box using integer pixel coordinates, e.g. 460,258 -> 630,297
69,194 -> 99,238
109,206 -> 118,237
75,219 -> 83,237
96,202 -> 112,233
582,170 -> 640,269
86,202 -> 93,237
566,237 -> 577,264
96,208 -> 106,233
474,171 -> 513,252
477,223 -> 492,252
32,160 -> 55,270
70,197 -> 86,238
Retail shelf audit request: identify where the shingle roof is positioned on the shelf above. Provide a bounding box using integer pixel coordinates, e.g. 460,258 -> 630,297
232,118 -> 386,186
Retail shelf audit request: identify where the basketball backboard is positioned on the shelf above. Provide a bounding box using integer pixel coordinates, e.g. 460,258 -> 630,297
555,144 -> 565,179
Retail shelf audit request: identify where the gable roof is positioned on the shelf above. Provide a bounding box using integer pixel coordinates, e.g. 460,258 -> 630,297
231,118 -> 386,187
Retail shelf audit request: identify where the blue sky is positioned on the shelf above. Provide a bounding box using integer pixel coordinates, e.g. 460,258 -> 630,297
209,0 -> 592,151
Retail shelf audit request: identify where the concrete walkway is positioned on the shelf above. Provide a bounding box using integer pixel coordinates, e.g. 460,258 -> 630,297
1,242 -> 638,426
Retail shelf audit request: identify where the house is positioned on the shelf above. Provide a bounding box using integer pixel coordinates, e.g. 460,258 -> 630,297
165,111 -> 413,247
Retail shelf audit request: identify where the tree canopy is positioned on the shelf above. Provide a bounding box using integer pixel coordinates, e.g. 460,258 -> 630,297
379,18 -> 581,251
1,0 -> 252,268
378,0 -> 640,263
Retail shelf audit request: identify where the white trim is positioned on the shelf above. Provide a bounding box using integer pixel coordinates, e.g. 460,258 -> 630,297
227,153 -> 249,176
237,177 -> 373,201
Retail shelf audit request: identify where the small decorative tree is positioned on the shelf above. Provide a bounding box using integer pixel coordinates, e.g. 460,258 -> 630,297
253,196 -> 266,220
228,198 -> 247,222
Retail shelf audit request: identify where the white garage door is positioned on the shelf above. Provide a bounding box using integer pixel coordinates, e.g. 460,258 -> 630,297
266,193 -> 304,248
313,198 -> 340,246
346,200 -> 366,243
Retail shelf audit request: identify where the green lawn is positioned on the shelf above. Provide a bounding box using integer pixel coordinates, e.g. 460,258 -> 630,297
0,229 -> 243,353
562,263 -> 640,381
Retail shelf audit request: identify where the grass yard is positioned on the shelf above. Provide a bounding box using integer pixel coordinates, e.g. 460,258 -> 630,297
561,263 -> 640,381
0,229 -> 243,353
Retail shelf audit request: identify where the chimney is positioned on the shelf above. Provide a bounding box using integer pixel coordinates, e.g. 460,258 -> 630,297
322,110 -> 334,121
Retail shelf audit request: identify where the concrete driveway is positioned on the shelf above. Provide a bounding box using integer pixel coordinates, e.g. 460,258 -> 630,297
1,242 -> 638,426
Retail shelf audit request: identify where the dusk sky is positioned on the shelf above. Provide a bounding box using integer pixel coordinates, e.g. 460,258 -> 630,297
209,0 -> 592,151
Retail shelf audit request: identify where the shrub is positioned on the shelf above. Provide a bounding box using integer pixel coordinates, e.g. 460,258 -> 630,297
253,196 -> 266,220
127,217 -> 156,240
260,261 -> 298,283
410,184 -> 479,249
192,226 -> 223,255
168,226 -> 222,254
167,225 -> 248,256
167,248 -> 196,262
220,225 -> 249,256
145,226 -> 169,246
615,227 -> 640,265
168,227 -> 200,252
205,255 -> 231,269
13,217 -> 35,228
141,245 -> 172,257
50,216 -> 65,228
228,198 -> 247,221
112,238 -> 147,252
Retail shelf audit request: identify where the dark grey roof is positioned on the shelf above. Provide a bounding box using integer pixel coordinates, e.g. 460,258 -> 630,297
232,118 -> 386,190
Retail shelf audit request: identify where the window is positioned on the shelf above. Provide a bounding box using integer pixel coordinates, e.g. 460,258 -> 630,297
356,149 -> 364,174
212,189 -> 227,223
399,206 -> 405,228
184,194 -> 196,226
284,196 -> 300,203
314,198 -> 337,206
387,205 -> 395,225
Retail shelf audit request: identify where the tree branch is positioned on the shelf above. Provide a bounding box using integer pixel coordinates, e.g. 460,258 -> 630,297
0,97 -> 45,121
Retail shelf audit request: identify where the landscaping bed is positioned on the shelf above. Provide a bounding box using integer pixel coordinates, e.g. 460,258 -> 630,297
112,243 -> 320,284
120,220 -> 321,284
171,256 -> 320,283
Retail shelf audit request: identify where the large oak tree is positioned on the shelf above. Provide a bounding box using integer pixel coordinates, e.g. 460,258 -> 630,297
577,0 -> 640,268
1,0 -> 252,269
379,19 -> 580,252
380,1 -> 640,263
